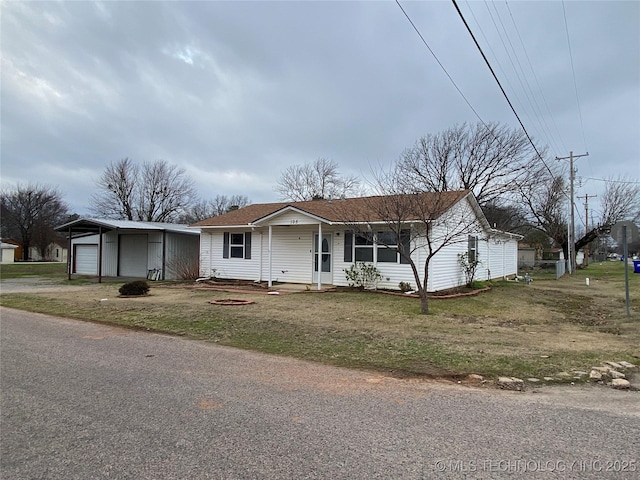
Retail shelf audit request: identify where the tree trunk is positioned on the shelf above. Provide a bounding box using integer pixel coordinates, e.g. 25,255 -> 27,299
418,287 -> 429,314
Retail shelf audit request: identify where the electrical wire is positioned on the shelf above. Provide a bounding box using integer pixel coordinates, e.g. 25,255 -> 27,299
449,0 -> 557,180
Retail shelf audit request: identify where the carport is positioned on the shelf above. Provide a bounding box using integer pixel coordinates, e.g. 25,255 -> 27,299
55,218 -> 200,283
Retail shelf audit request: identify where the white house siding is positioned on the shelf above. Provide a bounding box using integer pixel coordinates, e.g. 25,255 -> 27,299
260,226 -> 320,284
503,238 -> 518,276
199,230 -> 260,281
484,238 -> 504,280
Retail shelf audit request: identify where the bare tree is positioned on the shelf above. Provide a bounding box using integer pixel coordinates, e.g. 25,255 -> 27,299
575,175 -> 640,253
179,195 -> 251,224
91,158 -> 138,220
275,158 -> 361,201
0,183 -> 69,261
90,158 -> 197,222
518,169 -> 570,259
335,167 -> 481,314
136,160 -> 197,222
397,122 -> 544,207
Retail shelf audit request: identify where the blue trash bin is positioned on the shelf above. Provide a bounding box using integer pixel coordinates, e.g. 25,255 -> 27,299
634,260 -> 640,274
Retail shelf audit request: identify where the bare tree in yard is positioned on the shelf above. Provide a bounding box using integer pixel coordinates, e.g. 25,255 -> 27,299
0,183 -> 68,261
336,167 -> 481,315
91,158 -> 196,222
179,195 -> 250,223
276,157 -> 361,201
574,175 -> 640,254
519,170 -> 570,260
397,122 -> 544,209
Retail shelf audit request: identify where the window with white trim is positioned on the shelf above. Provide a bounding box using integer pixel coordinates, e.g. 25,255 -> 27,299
468,235 -> 478,263
223,232 -> 252,259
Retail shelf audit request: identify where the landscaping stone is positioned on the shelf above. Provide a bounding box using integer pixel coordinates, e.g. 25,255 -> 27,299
572,371 -> 588,377
497,377 -> 524,391
543,377 -> 555,381
604,361 -> 624,370
591,366 -> 610,374
611,379 -> 631,390
527,378 -> 540,383
609,370 -> 626,379
556,372 -> 571,378
467,374 -> 484,381
618,361 -> 636,369
589,370 -> 603,380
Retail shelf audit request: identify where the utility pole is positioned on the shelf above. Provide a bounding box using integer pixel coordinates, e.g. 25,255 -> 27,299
556,151 -> 589,274
577,193 -> 596,266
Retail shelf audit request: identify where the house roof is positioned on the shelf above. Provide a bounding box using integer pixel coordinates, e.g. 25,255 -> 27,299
190,190 -> 473,227
1,242 -> 18,249
55,218 -> 199,236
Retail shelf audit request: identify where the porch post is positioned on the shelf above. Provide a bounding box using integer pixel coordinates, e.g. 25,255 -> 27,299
317,222 -> 322,290
268,225 -> 273,287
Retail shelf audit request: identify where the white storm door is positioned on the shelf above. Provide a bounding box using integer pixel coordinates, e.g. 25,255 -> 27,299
312,234 -> 333,284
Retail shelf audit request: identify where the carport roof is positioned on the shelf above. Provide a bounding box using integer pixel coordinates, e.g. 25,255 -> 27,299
55,218 -> 199,236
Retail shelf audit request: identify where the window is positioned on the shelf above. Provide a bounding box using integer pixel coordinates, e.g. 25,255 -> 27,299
344,229 -> 411,264
223,232 -> 252,259
376,230 -> 411,264
354,232 -> 374,262
468,235 -> 478,263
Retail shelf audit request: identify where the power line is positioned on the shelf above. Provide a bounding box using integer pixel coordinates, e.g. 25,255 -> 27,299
562,1 -> 589,153
393,0 -> 486,124
449,0 -> 556,179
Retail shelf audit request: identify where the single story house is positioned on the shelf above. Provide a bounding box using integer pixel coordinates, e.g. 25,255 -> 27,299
55,219 -> 200,281
28,239 -> 68,263
1,242 -> 18,264
190,190 -> 522,292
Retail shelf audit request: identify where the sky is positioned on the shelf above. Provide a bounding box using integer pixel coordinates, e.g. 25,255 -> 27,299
1,1 -> 639,225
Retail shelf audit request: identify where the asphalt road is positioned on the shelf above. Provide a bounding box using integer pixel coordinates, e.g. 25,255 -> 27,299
1,307 -> 639,479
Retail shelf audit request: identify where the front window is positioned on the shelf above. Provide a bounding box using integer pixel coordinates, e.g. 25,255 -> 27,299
354,233 -> 374,262
376,231 -> 399,263
223,232 -> 252,259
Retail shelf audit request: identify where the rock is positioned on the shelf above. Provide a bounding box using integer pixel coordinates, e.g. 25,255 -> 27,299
543,377 -> 555,381
609,370 -> 626,379
591,366 -> 610,374
467,374 -> 484,381
556,372 -> 572,378
611,379 -> 630,390
572,371 -> 589,377
539,355 -> 550,358
497,377 -> 524,391
527,378 -> 540,383
618,361 -> 636,369
589,370 -> 603,380
604,361 -> 624,370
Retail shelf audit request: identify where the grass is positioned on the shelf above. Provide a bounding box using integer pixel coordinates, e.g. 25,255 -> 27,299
0,262 -> 68,279
1,261 -> 639,384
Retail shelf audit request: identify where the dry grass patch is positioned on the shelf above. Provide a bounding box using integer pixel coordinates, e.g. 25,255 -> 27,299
1,261 -> 638,382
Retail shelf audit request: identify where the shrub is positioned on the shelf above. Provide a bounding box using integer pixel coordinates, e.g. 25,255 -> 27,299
344,262 -> 382,289
119,280 -> 150,296
398,281 -> 413,293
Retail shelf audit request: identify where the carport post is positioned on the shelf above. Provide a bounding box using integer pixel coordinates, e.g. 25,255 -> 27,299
67,226 -> 72,281
98,226 -> 103,283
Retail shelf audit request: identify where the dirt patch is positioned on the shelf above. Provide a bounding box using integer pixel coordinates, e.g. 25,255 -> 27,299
210,299 -> 256,306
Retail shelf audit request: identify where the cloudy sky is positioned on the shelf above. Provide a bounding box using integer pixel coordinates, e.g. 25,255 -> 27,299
1,1 -> 638,223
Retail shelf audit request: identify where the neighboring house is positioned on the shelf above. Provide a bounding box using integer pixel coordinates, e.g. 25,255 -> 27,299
29,241 -> 68,263
517,244 -> 536,268
55,219 -> 200,281
1,242 -> 18,264
191,190 -> 521,292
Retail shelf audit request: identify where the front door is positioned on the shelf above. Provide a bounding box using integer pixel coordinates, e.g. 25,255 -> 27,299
313,234 -> 332,284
